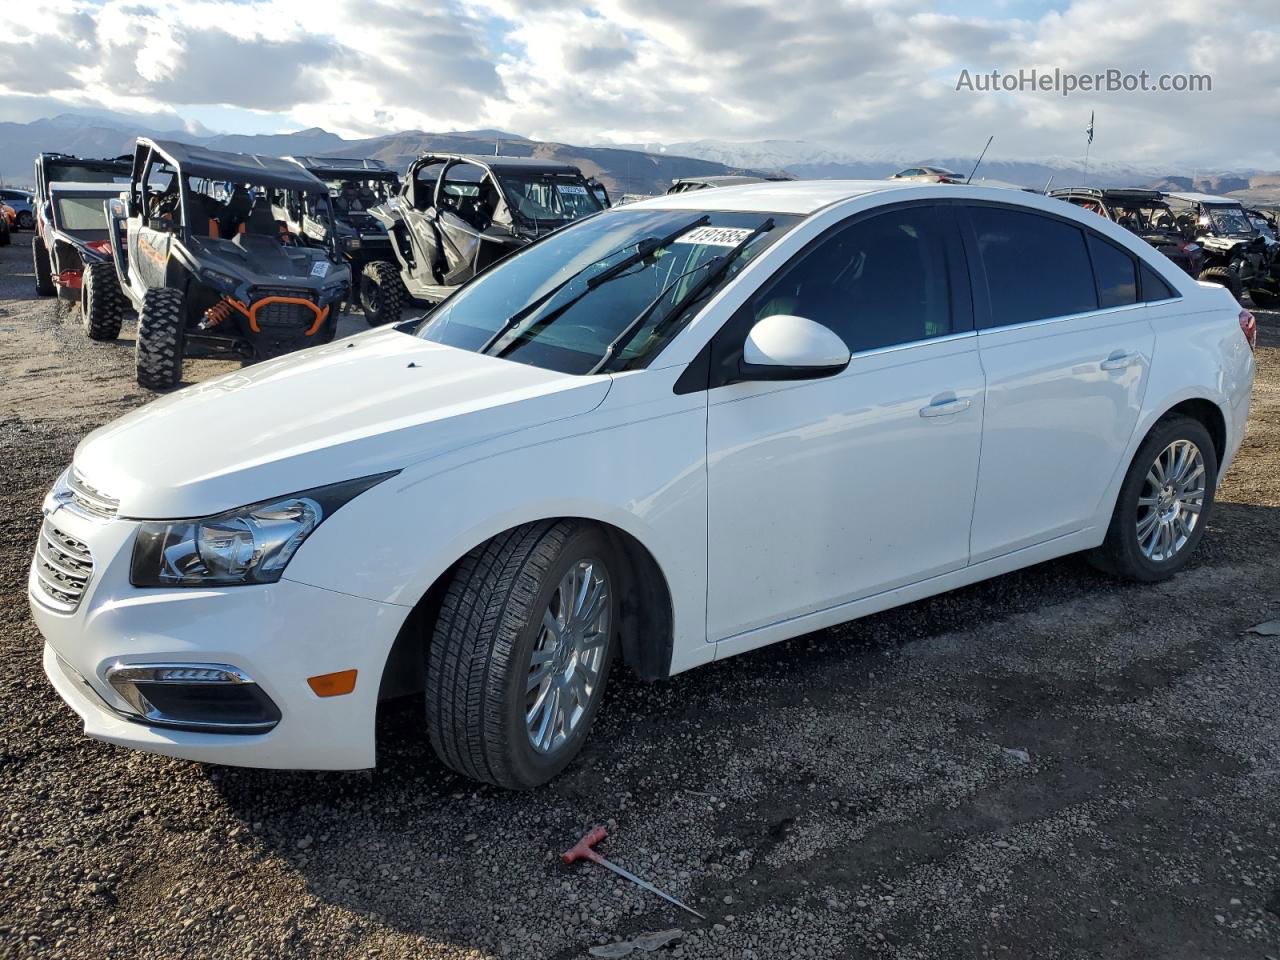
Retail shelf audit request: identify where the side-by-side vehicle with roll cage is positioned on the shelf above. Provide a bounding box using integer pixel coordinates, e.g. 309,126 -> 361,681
1164,192 -> 1279,307
41,182 -> 131,339
104,139 -> 352,390
1051,187 -> 1206,278
370,154 -> 605,303
280,156 -> 405,326
32,151 -> 131,297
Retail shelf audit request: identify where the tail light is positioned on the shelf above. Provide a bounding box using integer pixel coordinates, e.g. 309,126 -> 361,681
1239,309 -> 1257,352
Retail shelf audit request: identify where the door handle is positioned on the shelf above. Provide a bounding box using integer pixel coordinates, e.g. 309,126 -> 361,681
1100,352 -> 1139,372
919,397 -> 972,418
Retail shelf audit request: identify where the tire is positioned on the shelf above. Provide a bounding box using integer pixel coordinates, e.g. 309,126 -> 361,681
33,236 -> 54,295
17,211 -> 33,231
1088,415 -> 1217,583
426,520 -> 620,789
135,288 -> 186,390
359,260 -> 406,326
1248,287 -> 1280,310
1198,266 -> 1239,300
81,261 -> 125,341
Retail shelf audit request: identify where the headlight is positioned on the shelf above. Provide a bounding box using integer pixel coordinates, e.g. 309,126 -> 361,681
201,268 -> 240,292
130,473 -> 396,587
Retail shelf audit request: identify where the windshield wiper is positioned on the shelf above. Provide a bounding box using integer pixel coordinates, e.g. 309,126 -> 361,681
479,215 -> 710,356
587,217 -> 775,375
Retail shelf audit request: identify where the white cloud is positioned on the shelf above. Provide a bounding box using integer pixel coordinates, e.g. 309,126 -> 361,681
0,0 -> 1276,167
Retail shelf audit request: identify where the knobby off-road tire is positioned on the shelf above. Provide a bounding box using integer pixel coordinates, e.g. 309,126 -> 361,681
1088,415 -> 1217,583
426,520 -> 620,789
135,288 -> 186,391
1247,287 -> 1280,310
33,236 -> 54,295
81,261 -> 125,341
360,260 -> 406,326
1198,266 -> 1240,300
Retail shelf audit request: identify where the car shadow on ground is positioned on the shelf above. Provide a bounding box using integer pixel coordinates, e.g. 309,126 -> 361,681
201,493 -> 1280,952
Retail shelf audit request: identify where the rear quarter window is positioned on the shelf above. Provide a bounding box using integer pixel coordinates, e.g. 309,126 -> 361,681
1087,234 -> 1138,308
1140,262 -> 1177,301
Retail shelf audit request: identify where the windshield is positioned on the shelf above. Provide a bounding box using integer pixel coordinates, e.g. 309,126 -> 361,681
54,196 -> 110,230
1248,212 -> 1276,240
325,177 -> 393,211
417,208 -> 799,375
499,175 -> 605,223
1110,203 -> 1178,233
45,162 -> 129,189
1205,204 -> 1256,237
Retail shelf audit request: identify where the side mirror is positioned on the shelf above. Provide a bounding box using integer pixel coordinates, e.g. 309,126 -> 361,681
739,314 -> 850,382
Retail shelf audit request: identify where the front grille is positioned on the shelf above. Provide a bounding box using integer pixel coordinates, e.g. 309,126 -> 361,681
67,468 -> 119,519
250,287 -> 318,331
33,520 -> 95,613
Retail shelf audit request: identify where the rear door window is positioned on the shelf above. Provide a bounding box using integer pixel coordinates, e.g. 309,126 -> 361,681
966,205 -> 1098,328
1086,234 -> 1138,308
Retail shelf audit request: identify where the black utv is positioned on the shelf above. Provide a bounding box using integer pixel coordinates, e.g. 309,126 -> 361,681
32,151 -> 131,296
1050,187 -> 1205,277
281,156 -> 405,325
1164,192 -> 1278,307
104,138 -> 352,390
41,181 -> 132,339
370,154 -> 604,303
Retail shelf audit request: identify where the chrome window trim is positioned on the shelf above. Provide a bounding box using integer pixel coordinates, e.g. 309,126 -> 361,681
975,300 -> 1153,336
845,329 -> 977,362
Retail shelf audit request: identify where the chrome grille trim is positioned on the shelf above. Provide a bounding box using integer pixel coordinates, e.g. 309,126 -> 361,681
33,520 -> 94,613
67,468 -> 119,519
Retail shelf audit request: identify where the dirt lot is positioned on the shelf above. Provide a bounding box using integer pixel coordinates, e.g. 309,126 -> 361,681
1,230 -> 1278,960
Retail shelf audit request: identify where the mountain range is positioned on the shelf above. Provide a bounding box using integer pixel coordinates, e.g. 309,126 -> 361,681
3,114 -> 1280,204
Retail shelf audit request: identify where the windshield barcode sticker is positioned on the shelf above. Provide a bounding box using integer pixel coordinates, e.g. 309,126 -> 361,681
310,261 -> 330,278
676,225 -> 754,247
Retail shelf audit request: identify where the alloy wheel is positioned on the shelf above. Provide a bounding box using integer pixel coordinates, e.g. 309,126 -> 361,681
525,559 -> 610,754
1137,439 -> 1206,562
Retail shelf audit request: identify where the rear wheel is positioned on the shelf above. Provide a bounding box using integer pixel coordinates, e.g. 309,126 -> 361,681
135,288 -> 186,390
359,260 -> 406,326
1198,266 -> 1240,300
1088,415 -> 1217,582
81,261 -> 125,341
17,210 -> 33,231
1248,287 -> 1280,310
426,521 -> 619,789
33,236 -> 54,295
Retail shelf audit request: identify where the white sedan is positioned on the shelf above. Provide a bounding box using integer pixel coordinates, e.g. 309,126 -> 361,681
30,181 -> 1256,789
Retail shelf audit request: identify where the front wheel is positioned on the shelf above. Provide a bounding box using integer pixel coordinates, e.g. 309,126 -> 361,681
81,261 -> 125,341
135,288 -> 186,390
1088,415 -> 1217,582
17,210 -> 33,231
359,260 -> 406,326
426,521 -> 619,789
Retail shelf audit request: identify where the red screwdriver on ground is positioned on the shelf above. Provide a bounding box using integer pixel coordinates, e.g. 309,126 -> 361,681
562,826 -> 706,920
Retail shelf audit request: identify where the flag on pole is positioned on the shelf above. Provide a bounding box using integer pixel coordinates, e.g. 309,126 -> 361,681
1086,112 -> 1095,145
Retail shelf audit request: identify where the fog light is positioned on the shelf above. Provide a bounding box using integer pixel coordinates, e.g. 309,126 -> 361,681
105,662 -> 281,734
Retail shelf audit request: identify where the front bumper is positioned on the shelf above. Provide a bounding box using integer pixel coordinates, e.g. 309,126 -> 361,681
30,500 -> 409,770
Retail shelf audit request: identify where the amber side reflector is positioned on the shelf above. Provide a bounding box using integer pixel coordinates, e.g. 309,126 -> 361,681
307,669 -> 357,697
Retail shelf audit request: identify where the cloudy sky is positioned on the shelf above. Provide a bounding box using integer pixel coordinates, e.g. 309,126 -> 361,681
1,0 -> 1278,167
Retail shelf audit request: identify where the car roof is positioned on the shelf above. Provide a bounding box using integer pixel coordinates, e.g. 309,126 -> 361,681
1051,187 -> 1165,201
418,154 -> 585,175
141,138 -> 327,192
628,179 -> 923,214
48,181 -> 128,194
285,156 -> 398,179
1165,191 -> 1240,205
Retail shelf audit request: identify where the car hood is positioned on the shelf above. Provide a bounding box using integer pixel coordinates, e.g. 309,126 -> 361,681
74,328 -> 611,519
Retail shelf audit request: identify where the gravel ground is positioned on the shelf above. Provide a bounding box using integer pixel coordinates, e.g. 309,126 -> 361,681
1,230 -> 1278,960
